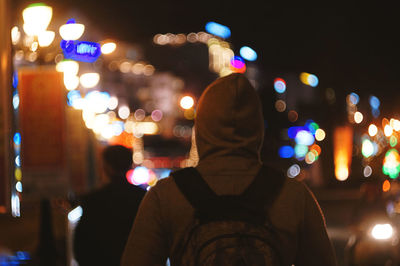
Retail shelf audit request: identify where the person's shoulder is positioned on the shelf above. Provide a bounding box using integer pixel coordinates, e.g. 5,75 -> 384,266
149,176 -> 175,193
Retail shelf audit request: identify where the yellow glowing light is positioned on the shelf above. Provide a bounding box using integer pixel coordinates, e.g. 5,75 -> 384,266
384,125 -> 393,137
300,72 -> 310,85
368,124 -> 378,137
180,96 -> 194,109
143,65 -> 155,76
37,30 -> 55,47
59,23 -> 85,40
101,42 -> 116,54
184,109 -> 196,120
80,73 -> 100,88
11,26 -> 21,44
14,168 -> 22,181
315,129 -> 326,141
56,60 -> 79,75
393,120 -> 400,131
64,75 -> 80,91
354,111 -> 363,124
383,180 -> 391,192
136,122 -> 159,135
22,3 -> 53,36
334,126 -> 353,181
336,165 -> 349,181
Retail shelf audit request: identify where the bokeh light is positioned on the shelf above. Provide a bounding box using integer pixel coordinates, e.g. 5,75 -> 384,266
101,42 -> 116,54
274,78 -> 286,93
118,106 -> 130,120
368,124 -> 378,137
362,139 -> 374,158
80,73 -> 100,88
275,100 -> 286,112
354,111 -> 363,124
205,21 -> 231,39
180,96 -> 194,110
59,19 -> 85,40
287,164 -> 301,178
239,46 -> 257,61
369,95 -> 380,109
363,166 -> 372,177
230,56 -> 246,73
279,145 -> 294,158
315,129 -> 326,141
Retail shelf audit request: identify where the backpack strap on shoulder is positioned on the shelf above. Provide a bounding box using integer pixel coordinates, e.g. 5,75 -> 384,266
171,167 -> 217,212
241,165 -> 286,209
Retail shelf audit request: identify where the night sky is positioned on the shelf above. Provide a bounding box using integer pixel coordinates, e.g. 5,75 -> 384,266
12,1 -> 400,101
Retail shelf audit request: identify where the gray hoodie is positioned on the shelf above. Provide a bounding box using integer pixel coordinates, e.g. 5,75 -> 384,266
121,73 -> 337,266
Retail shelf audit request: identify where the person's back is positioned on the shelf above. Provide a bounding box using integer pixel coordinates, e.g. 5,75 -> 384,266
121,73 -> 337,266
73,145 -> 146,266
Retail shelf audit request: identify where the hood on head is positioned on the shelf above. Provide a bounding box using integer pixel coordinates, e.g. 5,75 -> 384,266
194,73 -> 264,163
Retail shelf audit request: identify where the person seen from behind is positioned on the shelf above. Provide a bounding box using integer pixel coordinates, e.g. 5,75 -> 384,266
121,73 -> 337,265
73,145 -> 146,266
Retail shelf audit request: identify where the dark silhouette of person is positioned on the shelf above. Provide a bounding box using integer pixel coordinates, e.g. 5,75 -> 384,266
121,73 -> 337,266
73,145 -> 146,266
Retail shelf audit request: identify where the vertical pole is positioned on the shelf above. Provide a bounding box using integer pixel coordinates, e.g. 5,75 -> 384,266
0,0 -> 12,214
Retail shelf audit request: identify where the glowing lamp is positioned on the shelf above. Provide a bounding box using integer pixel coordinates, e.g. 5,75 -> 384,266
371,224 -> 393,240
59,19 -> 85,40
180,96 -> 194,110
239,46 -> 257,61
38,30 -> 55,47
101,42 -> 117,54
56,60 -> 79,75
22,3 -> 53,36
80,73 -> 100,88
333,126 -> 353,181
64,75 -> 80,91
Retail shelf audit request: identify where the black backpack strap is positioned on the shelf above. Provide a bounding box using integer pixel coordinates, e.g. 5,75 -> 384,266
171,167 -> 218,212
241,165 -> 286,209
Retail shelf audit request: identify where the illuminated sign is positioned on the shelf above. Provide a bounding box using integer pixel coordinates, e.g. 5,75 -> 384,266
61,40 -> 101,63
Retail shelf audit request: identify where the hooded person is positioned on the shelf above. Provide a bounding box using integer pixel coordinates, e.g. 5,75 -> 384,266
121,73 -> 337,266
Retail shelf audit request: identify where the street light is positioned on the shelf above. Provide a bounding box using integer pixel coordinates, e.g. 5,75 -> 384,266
59,19 -> 85,40
180,96 -> 194,109
22,3 -> 53,36
101,42 -> 116,54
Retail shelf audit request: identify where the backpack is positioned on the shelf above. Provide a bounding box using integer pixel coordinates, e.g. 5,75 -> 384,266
171,165 -> 285,266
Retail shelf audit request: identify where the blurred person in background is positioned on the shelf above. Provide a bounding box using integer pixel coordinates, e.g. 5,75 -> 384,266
121,73 -> 337,266
73,145 -> 146,266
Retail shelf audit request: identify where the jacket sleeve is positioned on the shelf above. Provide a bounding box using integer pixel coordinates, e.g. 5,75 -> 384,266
121,187 -> 169,266
295,183 -> 338,266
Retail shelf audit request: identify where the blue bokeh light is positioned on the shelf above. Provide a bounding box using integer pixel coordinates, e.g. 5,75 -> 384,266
12,71 -> 18,89
369,95 -> 380,109
274,78 -> 286,93
349,92 -> 359,105
67,90 -> 81,106
279,145 -> 295,158
205,21 -> 231,39
13,132 -> 21,146
239,46 -> 257,61
307,74 -> 319,87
